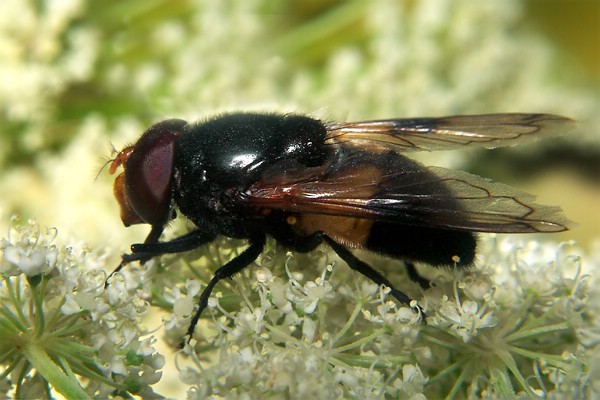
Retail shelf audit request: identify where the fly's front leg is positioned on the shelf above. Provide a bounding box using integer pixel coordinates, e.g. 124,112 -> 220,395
106,227 -> 215,287
184,234 -> 266,344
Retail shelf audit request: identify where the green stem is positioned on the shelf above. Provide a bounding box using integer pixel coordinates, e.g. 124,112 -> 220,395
504,322 -> 571,342
22,343 -> 90,400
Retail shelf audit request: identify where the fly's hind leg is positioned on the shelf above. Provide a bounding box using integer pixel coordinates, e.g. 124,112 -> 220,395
323,235 -> 426,322
405,262 -> 431,289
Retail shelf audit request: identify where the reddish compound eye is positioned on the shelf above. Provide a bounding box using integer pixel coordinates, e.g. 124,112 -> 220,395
112,119 -> 187,226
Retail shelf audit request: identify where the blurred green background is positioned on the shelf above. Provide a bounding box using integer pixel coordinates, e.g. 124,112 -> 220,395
0,0 -> 598,165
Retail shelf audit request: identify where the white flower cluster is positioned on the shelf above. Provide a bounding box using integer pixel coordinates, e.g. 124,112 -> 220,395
157,234 -> 596,399
176,247 -> 428,399
0,220 -> 596,398
0,219 -> 165,398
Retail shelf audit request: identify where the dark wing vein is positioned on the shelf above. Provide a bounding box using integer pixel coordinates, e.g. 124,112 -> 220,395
325,113 -> 574,152
246,164 -> 571,234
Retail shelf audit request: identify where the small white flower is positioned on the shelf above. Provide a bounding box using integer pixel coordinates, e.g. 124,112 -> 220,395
185,279 -> 201,297
1,230 -> 58,277
173,296 -> 194,317
254,266 -> 273,283
302,317 -> 317,341
397,364 -> 427,395
460,274 -> 494,301
110,357 -> 128,376
60,294 -> 81,315
437,293 -> 497,343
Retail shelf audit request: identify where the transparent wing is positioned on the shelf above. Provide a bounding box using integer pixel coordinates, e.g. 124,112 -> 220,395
325,113 -> 573,152
244,151 -> 571,233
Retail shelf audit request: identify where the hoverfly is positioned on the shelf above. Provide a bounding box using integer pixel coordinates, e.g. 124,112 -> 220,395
107,112 -> 572,339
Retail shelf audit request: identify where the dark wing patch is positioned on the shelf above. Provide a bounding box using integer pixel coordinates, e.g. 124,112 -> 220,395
325,113 -> 574,152
244,153 -> 571,234
368,166 -> 571,233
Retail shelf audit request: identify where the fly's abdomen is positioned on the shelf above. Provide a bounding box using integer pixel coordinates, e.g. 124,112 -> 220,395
365,222 -> 476,267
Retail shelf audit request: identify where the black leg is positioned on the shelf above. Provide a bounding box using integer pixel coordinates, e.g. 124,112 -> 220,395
405,262 -> 431,289
131,229 -> 216,255
144,224 -> 165,247
185,234 -> 266,342
322,235 -> 426,321
106,228 -> 215,287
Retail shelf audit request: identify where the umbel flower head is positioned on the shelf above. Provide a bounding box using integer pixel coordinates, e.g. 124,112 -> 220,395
171,234 -> 595,399
1,217 -> 597,399
1,217 -> 598,398
0,218 -> 165,399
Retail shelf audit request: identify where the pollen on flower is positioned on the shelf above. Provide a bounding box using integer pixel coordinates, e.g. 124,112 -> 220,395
207,296 -> 219,308
255,266 -> 273,283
